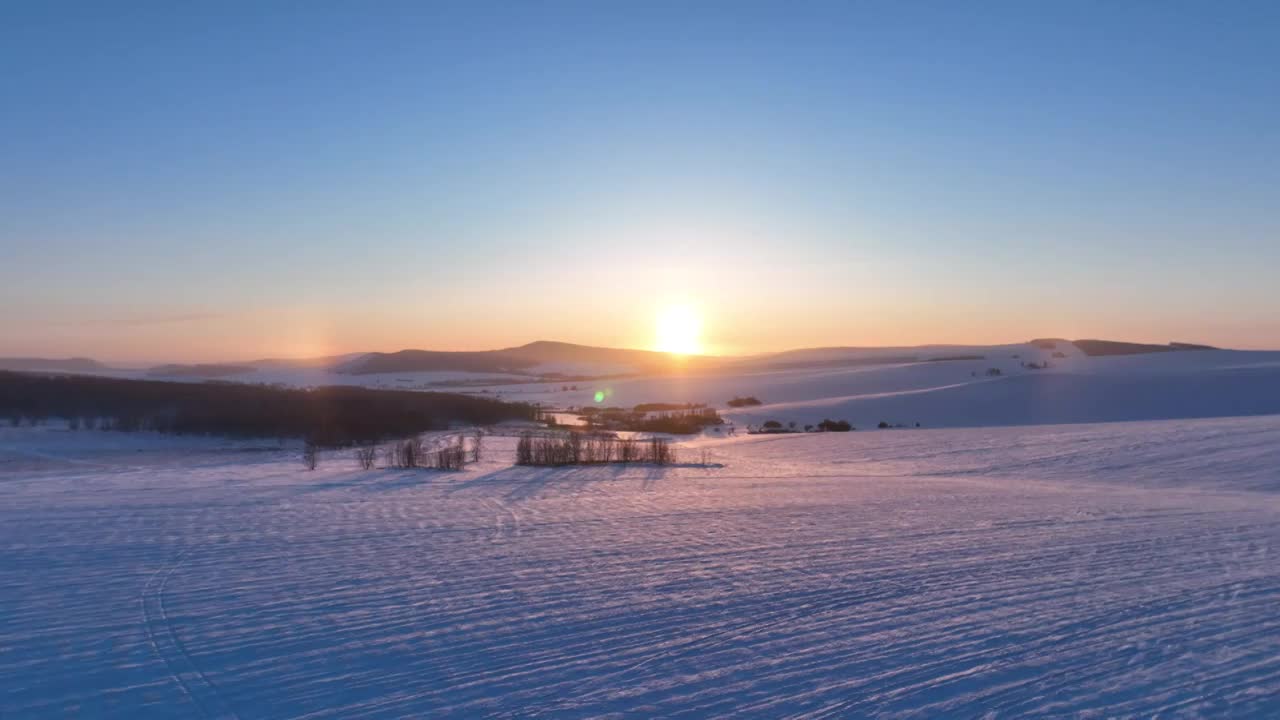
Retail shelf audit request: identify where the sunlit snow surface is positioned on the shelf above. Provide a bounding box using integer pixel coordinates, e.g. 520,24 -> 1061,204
4,417 -> 1280,718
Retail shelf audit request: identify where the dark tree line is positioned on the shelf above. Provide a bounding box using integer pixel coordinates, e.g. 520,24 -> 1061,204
0,371 -> 536,446
577,405 -> 723,434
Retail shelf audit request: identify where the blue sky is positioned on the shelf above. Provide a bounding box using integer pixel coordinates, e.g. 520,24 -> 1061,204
2,1 -> 1278,361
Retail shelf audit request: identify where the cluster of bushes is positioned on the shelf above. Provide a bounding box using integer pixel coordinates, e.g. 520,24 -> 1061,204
306,431 -> 482,471
382,432 -> 478,470
516,432 -> 675,466
726,396 -> 763,407
0,371 -> 536,446
751,419 -> 854,433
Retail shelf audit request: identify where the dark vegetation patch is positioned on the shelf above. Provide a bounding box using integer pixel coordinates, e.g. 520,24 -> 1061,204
1072,339 -> 1217,357
576,405 -> 724,434
633,402 -> 706,412
727,396 -> 763,407
0,371 -> 536,446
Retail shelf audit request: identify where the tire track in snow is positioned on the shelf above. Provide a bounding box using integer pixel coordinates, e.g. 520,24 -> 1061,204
140,547 -> 240,720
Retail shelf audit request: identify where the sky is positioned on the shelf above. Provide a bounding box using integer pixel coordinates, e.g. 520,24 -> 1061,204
2,1 -> 1278,362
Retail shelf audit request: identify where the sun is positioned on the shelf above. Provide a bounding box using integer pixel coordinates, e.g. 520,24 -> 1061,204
654,304 -> 703,355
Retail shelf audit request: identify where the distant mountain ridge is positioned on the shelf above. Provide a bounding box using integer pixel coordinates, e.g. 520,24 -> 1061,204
0,357 -> 108,372
147,363 -> 256,378
339,341 -> 718,376
3,338 -> 1228,379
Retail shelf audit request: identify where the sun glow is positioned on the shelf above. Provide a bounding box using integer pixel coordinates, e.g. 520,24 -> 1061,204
654,303 -> 703,355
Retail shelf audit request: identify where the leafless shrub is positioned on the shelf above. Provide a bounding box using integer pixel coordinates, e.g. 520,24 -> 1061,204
435,435 -> 467,470
355,444 -> 377,470
398,438 -> 420,468
649,437 -> 674,465
302,443 -> 319,470
376,432 -> 482,471
568,432 -> 582,464
618,437 -> 637,463
516,432 -> 533,465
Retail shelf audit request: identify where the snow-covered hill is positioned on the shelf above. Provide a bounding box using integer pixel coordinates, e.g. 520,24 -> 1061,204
483,344 -> 1280,430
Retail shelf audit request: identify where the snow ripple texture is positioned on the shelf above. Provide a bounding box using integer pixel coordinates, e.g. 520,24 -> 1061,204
3,416 -> 1280,718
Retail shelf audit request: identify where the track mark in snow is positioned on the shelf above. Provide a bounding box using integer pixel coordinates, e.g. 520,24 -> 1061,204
140,548 -> 239,720
484,496 -> 522,542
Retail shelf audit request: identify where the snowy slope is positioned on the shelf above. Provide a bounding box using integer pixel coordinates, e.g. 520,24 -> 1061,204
479,345 -> 1280,430
4,416 -> 1280,717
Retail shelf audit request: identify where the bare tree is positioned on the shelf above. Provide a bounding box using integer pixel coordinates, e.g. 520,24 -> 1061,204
398,438 -> 419,468
302,443 -> 319,470
355,444 -> 377,470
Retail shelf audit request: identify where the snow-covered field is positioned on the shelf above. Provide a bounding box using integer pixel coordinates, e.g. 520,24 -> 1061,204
5,415 -> 1280,718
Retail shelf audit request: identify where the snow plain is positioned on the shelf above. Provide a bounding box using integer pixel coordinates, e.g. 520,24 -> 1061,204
4,413 -> 1280,718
